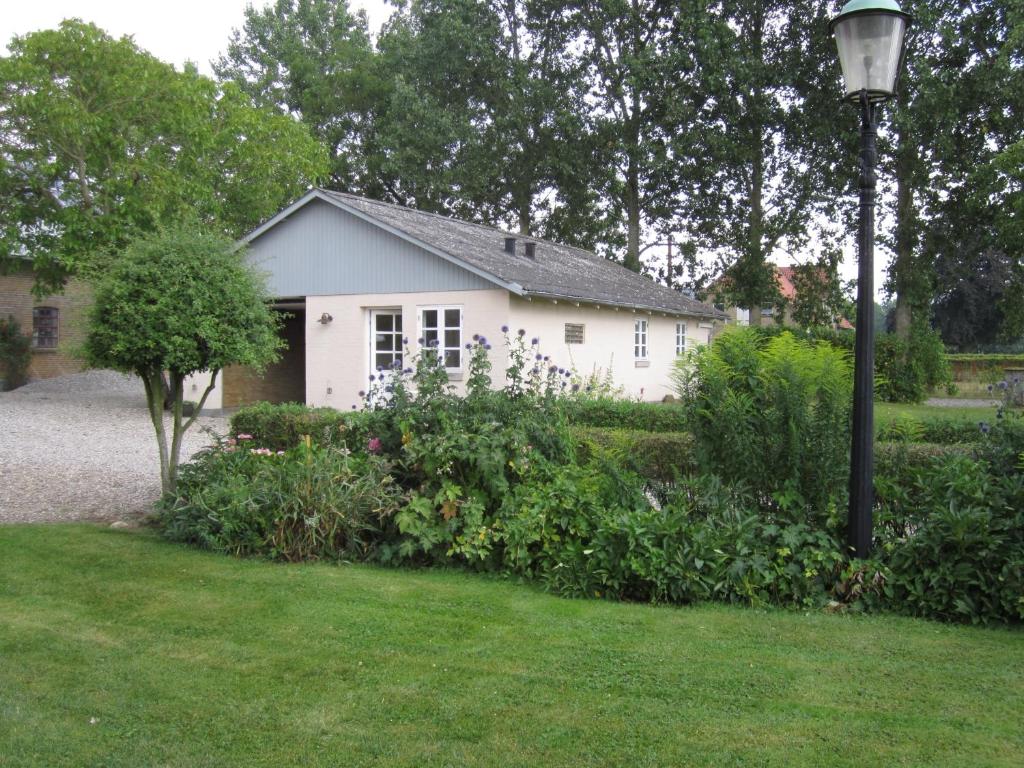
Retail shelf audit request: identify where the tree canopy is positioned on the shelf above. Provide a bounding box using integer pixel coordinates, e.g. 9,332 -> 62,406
0,20 -> 328,294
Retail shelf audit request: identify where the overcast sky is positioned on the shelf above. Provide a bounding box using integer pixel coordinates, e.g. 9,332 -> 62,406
0,1 -> 393,74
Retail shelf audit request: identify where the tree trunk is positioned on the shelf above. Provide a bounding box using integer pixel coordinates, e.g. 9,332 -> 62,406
624,154 -> 641,272
142,372 -> 171,495
892,126 -> 920,341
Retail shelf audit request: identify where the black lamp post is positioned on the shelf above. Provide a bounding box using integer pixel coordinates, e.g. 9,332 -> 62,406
829,0 -> 911,558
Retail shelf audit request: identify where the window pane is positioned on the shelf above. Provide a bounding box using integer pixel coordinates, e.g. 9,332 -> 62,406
423,309 -> 438,328
444,308 -> 460,327
444,349 -> 460,368
395,314 -> 403,332
376,314 -> 393,332
375,334 -> 393,352
424,329 -> 438,345
444,329 -> 460,348
376,353 -> 392,368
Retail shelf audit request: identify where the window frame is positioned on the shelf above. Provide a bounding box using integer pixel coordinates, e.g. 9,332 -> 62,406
32,306 -> 59,350
675,321 -> 687,356
419,305 -> 464,372
634,318 -> 648,360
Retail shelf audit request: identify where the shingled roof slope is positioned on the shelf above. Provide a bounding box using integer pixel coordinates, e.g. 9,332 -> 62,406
320,190 -> 725,320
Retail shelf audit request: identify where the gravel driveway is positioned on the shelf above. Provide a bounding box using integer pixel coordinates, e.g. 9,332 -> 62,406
0,371 -> 227,524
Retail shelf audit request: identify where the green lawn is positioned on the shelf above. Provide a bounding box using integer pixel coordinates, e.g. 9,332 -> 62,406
2,526 -> 1022,767
875,401 -> 997,429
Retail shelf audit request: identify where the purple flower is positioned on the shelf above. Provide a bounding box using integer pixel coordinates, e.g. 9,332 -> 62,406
572,384 -> 580,392
417,337 -> 425,345
465,343 -> 472,350
548,365 -> 558,374
484,344 -> 492,350
472,333 -> 480,341
403,367 -> 413,374
531,367 -> 540,375
535,354 -> 543,361
376,365 -> 383,372
999,380 -> 1009,390
517,329 -> 526,337
979,422 -> 991,434
368,437 -> 382,454
479,336 -> 487,345
351,405 -> 357,410
557,367 -> 565,375
987,384 -> 994,392
402,337 -> 409,345
501,325 -> 509,333
543,355 -> 550,362
358,390 -> 366,397
369,374 -> 376,382
531,337 -> 539,345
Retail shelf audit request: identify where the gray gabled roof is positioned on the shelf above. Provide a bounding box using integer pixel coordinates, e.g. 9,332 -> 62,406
250,188 -> 726,320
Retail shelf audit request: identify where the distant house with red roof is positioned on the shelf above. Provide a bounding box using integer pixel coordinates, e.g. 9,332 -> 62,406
713,265 -> 853,331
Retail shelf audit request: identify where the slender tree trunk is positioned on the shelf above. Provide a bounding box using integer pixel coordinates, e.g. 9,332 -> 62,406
892,136 -> 917,340
142,372 -> 171,494
624,152 -> 641,272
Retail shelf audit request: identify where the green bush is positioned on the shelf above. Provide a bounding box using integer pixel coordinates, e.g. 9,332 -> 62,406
751,323 -> 951,403
572,427 -> 695,482
230,401 -> 352,450
875,455 -> 1024,624
674,328 -> 852,524
159,436 -> 405,561
563,399 -> 689,433
0,315 -> 32,390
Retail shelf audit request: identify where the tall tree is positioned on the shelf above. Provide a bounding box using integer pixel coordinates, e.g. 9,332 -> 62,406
539,0 -> 695,271
887,1 -> 1024,341
0,20 -> 327,294
678,0 -> 845,313
214,0 -> 380,190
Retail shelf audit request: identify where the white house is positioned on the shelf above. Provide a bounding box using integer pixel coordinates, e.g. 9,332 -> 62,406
185,189 -> 726,410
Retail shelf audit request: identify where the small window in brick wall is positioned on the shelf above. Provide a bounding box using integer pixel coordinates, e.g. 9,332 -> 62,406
32,307 -> 58,349
564,323 -> 585,344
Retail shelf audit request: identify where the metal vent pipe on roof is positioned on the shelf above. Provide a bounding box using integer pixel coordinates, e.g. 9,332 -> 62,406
524,242 -> 536,259
504,237 -> 516,254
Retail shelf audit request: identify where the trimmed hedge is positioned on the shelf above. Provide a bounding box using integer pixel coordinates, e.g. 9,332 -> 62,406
564,399 -> 688,433
573,427 -> 695,482
877,417 -> 1024,445
230,402 -> 352,450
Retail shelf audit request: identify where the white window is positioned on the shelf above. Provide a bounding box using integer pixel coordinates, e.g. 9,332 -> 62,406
675,322 -> 687,355
564,323 -> 585,344
634,319 -> 648,360
421,306 -> 462,370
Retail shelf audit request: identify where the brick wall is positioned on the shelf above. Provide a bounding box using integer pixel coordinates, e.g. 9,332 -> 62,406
222,311 -> 305,407
0,266 -> 93,382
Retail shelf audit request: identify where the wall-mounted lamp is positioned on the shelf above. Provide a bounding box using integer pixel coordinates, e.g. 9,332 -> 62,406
318,312 -> 333,324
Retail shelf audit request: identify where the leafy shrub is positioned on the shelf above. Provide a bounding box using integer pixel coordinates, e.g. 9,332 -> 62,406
751,323 -> 951,403
159,436 -> 405,561
572,427 -> 695,482
875,455 -> 1024,624
0,315 -> 32,390
674,329 -> 852,525
230,401 -> 352,450
563,399 -> 689,433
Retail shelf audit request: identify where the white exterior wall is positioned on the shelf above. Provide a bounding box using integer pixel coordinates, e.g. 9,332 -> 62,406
183,369 -> 223,411
305,289 -> 510,408
509,296 -> 713,401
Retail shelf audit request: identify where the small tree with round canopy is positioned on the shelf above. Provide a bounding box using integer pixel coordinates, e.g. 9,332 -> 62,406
85,224 -> 283,493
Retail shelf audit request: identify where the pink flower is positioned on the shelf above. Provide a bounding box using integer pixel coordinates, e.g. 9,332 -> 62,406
367,437 -> 382,454
237,433 -> 253,441
250,447 -> 272,456
276,451 -> 286,456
